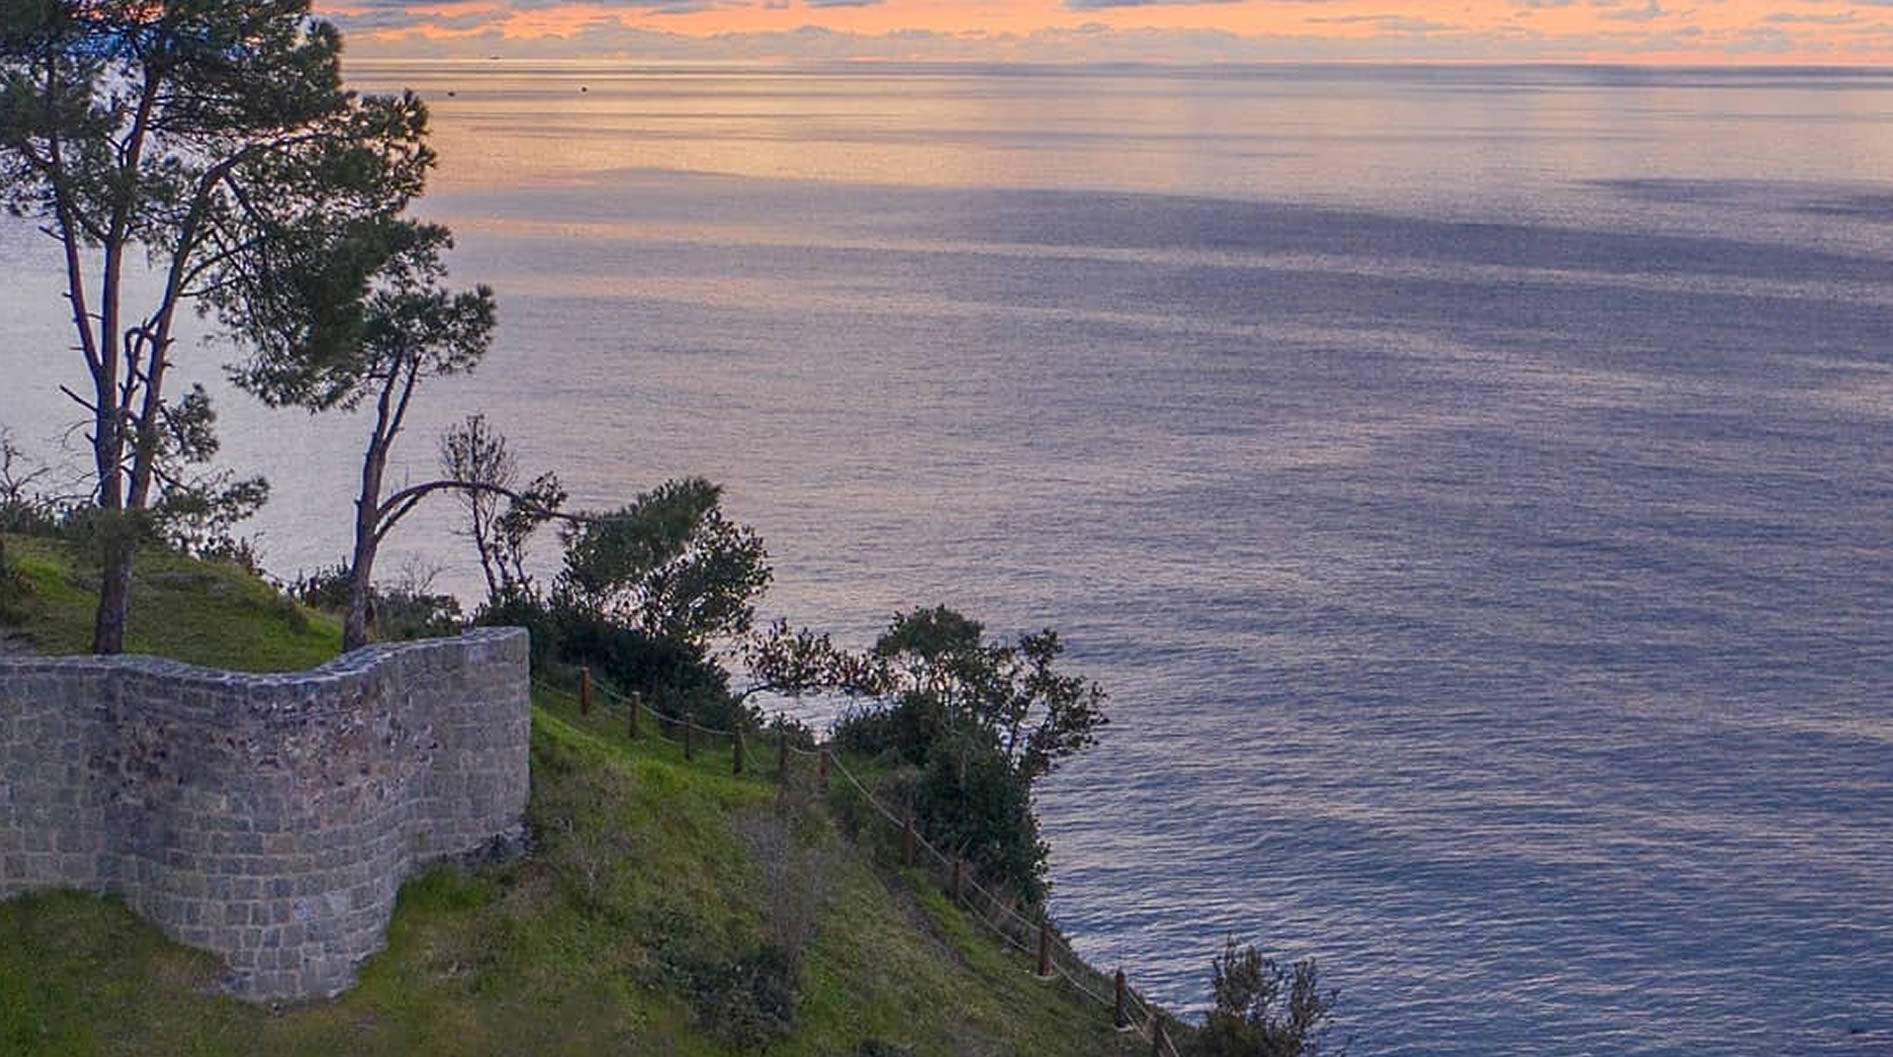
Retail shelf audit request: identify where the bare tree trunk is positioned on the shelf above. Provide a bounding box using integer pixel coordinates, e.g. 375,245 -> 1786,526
344,404 -> 392,652
81,68 -> 161,657
343,362 -> 412,653
89,295 -> 129,655
93,531 -> 134,653
90,428 -> 132,654
343,493 -> 379,653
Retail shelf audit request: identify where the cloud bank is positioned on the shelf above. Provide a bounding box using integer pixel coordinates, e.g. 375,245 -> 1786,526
322,0 -> 1893,63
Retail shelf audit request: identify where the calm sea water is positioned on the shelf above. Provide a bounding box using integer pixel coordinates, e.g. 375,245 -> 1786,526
3,64 -> 1892,1055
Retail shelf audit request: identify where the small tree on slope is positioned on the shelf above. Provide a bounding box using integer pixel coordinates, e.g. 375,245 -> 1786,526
1193,938 -> 1344,1057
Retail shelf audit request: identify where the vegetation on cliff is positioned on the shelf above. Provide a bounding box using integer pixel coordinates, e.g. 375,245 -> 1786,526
0,535 -> 1162,1057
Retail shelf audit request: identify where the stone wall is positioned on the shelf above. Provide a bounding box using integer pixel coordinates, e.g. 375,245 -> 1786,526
0,628 -> 530,1001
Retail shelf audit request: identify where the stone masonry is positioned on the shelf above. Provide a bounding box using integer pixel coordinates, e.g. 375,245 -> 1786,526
0,628 -> 530,1001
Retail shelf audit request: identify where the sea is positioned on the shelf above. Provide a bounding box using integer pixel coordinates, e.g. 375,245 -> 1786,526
1,63 -> 1890,1056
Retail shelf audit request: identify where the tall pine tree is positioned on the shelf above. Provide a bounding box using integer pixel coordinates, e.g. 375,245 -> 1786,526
0,0 -> 432,651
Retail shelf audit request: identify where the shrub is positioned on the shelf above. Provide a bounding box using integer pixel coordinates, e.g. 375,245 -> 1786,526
831,695 -> 945,766
826,607 -> 1106,906
476,592 -> 760,733
0,430 -> 70,539
1191,939 -> 1344,1057
286,560 -> 465,643
688,945 -> 799,1053
285,562 -> 354,612
196,535 -> 268,577
914,748 -> 1047,904
550,609 -> 744,728
0,501 -> 63,539
371,585 -> 464,642
472,590 -> 563,671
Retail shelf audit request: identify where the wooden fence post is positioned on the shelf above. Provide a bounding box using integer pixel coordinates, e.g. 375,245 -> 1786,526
901,812 -> 916,867
817,746 -> 830,792
627,692 -> 640,740
1151,1014 -> 1167,1056
1114,968 -> 1129,1030
733,724 -> 746,775
579,666 -> 593,715
950,858 -> 963,904
776,722 -> 790,784
683,711 -> 697,760
1036,920 -> 1052,979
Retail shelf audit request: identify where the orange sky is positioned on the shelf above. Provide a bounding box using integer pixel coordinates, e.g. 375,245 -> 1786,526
323,0 -> 1893,63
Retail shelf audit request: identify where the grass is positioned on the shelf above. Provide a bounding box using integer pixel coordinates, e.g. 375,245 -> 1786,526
0,535 -> 340,671
0,536 -> 1159,1057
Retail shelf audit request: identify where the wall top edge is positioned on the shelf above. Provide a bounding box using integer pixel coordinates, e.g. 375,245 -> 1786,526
0,627 -> 528,687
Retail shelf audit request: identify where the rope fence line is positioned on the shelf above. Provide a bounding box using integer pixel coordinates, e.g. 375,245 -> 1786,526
535,674 -> 755,769
531,670 -> 1185,1056
820,749 -> 1184,1053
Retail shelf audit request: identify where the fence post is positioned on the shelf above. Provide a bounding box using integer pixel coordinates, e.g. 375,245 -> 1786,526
901,812 -> 916,867
1114,968 -> 1129,1030
776,721 -> 790,784
1036,920 -> 1053,979
627,692 -> 641,740
1151,1014 -> 1167,1057
733,723 -> 746,775
950,858 -> 963,904
683,711 -> 697,760
579,666 -> 593,715
817,745 -> 830,792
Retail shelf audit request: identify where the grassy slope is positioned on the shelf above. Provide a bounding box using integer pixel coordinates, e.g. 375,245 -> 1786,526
0,536 -> 1150,1057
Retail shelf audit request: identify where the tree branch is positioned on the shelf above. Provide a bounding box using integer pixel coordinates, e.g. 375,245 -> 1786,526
42,52 -> 103,380
384,356 -> 423,452
372,479 -> 594,545
59,385 -> 101,415
375,479 -> 533,525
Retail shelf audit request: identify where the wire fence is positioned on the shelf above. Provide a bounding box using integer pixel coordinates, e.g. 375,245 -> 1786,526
531,668 -> 1185,1056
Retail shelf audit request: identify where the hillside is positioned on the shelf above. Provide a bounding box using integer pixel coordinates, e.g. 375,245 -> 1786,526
0,536 -> 1166,1057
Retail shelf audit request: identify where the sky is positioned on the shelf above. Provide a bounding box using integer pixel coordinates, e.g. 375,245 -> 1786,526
322,0 -> 1893,63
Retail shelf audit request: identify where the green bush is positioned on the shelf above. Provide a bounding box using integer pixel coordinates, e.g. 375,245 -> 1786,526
1190,939 -> 1344,1057
688,944 -> 800,1053
0,500 -> 64,539
0,431 -> 73,540
826,607 -> 1106,907
552,609 -> 745,727
286,561 -> 464,643
371,586 -> 464,642
914,748 -> 1047,904
476,594 -> 761,733
831,695 -> 944,767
